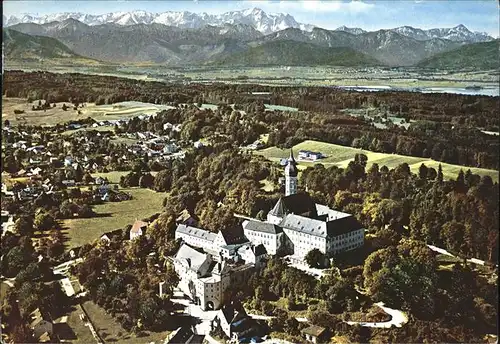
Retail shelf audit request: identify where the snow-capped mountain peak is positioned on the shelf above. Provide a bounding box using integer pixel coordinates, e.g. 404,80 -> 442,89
3,8 -> 315,35
335,26 -> 367,35
390,24 -> 493,43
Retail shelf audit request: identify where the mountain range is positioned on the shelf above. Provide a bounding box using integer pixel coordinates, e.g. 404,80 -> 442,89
3,8 -> 314,35
417,40 -> 500,70
4,8 -> 494,42
3,8 -> 497,68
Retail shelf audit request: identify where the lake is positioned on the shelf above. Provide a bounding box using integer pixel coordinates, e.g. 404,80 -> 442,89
337,85 -> 499,97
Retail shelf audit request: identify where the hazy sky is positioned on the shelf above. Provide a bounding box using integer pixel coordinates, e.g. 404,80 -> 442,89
4,0 -> 500,37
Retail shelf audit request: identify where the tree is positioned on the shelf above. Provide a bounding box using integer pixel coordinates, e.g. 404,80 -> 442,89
2,245 -> 36,278
305,249 -> 327,269
10,324 -> 32,344
418,163 -> 428,180
436,164 -> 444,184
78,204 -> 95,218
139,173 -> 154,188
62,103 -> 68,111
14,215 -> 34,236
15,262 -> 42,285
34,211 -> 57,231
153,169 -> 172,192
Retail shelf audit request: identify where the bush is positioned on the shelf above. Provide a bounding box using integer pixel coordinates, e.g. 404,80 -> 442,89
261,301 -> 275,316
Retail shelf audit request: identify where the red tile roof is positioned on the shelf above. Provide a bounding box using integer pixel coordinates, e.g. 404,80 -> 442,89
131,220 -> 148,233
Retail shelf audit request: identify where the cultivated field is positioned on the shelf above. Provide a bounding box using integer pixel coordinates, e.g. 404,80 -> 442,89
2,97 -> 174,126
258,140 -> 499,182
6,65 -> 499,89
61,187 -> 165,249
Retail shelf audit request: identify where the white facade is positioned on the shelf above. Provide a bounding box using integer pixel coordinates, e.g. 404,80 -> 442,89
242,223 -> 283,255
328,228 -> 365,254
175,225 -> 217,250
285,175 -> 298,196
283,226 -> 327,258
244,198 -> 365,261
173,243 -> 255,311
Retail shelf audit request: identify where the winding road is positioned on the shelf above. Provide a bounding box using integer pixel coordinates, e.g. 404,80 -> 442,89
248,300 -> 408,329
346,302 -> 408,328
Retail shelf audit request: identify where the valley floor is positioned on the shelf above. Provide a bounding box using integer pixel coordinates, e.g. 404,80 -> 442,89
4,65 -> 499,91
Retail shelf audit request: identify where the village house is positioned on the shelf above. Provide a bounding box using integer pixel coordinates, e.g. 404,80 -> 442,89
29,307 -> 54,342
301,325 -> 327,343
130,219 -> 148,240
100,229 -> 124,244
29,157 -> 42,165
165,326 -> 198,344
64,156 -> 74,167
27,145 -> 45,154
211,301 -> 255,341
62,179 -> 76,187
247,140 -> 264,150
176,209 -> 198,227
298,150 -> 324,161
163,142 -> 179,154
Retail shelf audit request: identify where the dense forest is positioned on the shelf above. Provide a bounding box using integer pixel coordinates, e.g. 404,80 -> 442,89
3,70 -> 499,169
106,143 -> 498,342
1,69 -> 498,342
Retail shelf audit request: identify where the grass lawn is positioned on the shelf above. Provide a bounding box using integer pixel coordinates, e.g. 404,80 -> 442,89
61,187 -> 165,249
271,297 -> 318,318
2,97 -> 174,126
0,282 -> 12,302
258,140 -> 498,182
259,178 -> 276,192
112,136 -> 140,145
92,171 -> 131,184
436,254 -> 462,264
61,126 -> 114,136
2,175 -> 30,188
62,304 -> 96,344
259,133 -> 269,144
82,301 -> 171,344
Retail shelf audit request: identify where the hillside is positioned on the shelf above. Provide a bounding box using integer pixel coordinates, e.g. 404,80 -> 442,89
9,19 -> 460,66
210,40 -> 382,67
417,40 -> 500,70
3,28 -> 98,64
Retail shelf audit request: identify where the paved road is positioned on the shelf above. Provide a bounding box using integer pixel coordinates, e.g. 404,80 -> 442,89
171,289 -> 218,335
427,244 -> 494,267
346,302 -> 408,328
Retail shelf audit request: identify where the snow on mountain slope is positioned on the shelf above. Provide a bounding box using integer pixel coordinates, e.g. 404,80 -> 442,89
4,8 -> 315,35
391,24 -> 493,43
335,26 -> 367,35
4,9 -> 494,43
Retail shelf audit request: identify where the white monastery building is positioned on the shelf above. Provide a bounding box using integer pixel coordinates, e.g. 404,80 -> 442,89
172,150 -> 364,310
243,150 -> 365,260
173,225 -> 266,310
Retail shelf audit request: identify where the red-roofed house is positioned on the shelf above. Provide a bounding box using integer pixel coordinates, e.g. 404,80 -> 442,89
130,220 -> 148,240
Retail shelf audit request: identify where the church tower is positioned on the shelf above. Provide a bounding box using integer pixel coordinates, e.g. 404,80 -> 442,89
284,149 -> 298,196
